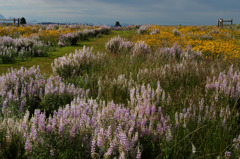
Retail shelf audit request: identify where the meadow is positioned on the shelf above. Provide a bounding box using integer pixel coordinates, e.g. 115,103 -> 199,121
0,24 -> 240,159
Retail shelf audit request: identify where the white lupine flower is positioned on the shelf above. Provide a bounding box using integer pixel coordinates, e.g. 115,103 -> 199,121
192,143 -> 196,154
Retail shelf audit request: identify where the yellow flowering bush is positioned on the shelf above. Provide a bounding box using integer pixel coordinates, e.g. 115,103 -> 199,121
0,24 -> 102,46
134,25 -> 240,59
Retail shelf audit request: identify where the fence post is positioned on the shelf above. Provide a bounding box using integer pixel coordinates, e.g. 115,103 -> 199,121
17,18 -> 20,26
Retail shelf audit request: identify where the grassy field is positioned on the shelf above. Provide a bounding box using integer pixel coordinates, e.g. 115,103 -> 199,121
1,26 -> 240,158
0,30 -> 136,75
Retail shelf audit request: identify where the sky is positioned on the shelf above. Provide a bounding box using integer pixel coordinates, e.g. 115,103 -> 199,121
0,0 -> 240,25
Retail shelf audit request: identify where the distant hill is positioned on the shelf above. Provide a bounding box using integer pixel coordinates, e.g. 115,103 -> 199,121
0,13 -> 6,19
38,22 -> 63,25
28,19 -> 37,24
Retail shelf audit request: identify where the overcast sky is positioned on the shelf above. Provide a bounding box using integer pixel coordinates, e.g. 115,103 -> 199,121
0,0 -> 239,25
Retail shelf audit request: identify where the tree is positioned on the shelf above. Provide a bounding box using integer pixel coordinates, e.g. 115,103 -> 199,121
20,17 -> 26,24
115,21 -> 121,27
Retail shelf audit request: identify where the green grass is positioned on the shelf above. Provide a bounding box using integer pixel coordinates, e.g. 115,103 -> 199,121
0,30 -> 136,75
2,27 -> 240,158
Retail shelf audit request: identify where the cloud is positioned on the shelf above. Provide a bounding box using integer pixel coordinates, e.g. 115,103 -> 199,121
0,0 -> 239,25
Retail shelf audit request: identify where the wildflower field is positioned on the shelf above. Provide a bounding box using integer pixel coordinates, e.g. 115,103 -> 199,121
0,24 -> 111,64
135,25 -> 240,59
1,24 -> 240,159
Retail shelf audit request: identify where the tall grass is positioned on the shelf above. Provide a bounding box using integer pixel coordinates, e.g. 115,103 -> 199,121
1,28 -> 240,158
49,35 -> 240,158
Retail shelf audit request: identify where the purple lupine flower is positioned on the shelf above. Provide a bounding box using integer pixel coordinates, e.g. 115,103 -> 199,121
119,151 -> 125,159
220,108 -> 225,118
215,94 -> 218,102
70,124 -> 77,138
225,151 -> 231,158
214,82 -> 219,91
7,91 -> 12,100
162,91 -> 165,103
51,118 -> 57,130
50,149 -> 54,156
106,126 -> 112,139
59,118 -> 64,135
35,109 -> 41,118
91,138 -> 96,157
166,128 -> 172,141
233,135 -> 240,150
97,128 -> 104,147
19,80 -> 175,158
38,114 -> 46,132
132,132 -> 139,144
158,107 -> 162,114
32,117 -> 38,126
104,138 -> 116,157
23,132 -> 27,138
119,132 -> 129,152
141,119 -> 147,128
2,100 -> 7,114
25,139 -> 32,152
30,125 -> 37,140
22,122 -> 27,130
145,106 -> 151,115
233,73 -> 238,82
151,105 -> 156,115
141,127 -> 148,137
46,124 -> 52,134
59,83 -> 65,94
222,78 -> 227,88
128,123 -> 135,137
148,121 -> 153,134
132,41 -> 151,56
175,112 -> 179,128
82,134 -> 88,143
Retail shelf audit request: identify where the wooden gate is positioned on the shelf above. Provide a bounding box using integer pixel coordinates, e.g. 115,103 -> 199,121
217,19 -> 233,28
0,18 -> 20,26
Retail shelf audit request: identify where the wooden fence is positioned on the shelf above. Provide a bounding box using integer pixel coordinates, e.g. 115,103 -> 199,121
217,19 -> 233,28
0,18 -> 20,26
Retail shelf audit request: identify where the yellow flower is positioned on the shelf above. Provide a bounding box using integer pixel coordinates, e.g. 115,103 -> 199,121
133,25 -> 240,59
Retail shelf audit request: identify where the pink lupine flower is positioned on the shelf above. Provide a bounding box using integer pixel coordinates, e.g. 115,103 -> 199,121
2,100 -> 7,114
30,125 -> 37,140
58,41 -> 65,47
119,132 -> 130,152
50,149 -> 54,156
70,124 -> 77,138
59,118 -> 64,135
25,138 -> 32,153
104,138 -> 116,158
91,138 -> 96,157
38,114 -> 46,132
